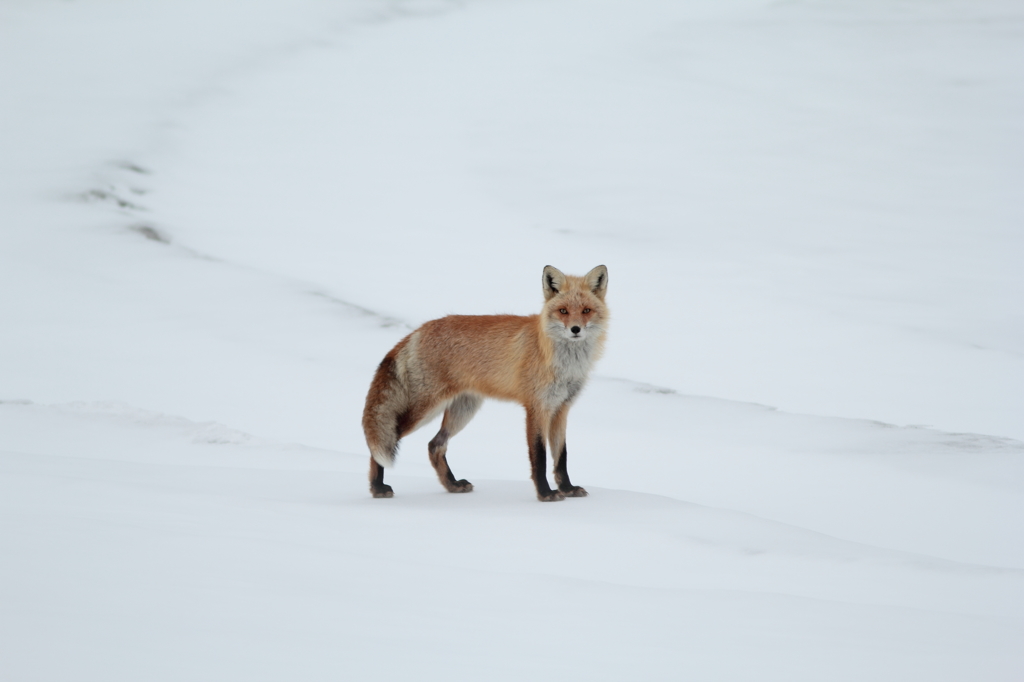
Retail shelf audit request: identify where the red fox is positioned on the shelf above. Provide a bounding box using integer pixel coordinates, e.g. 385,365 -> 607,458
362,265 -> 608,501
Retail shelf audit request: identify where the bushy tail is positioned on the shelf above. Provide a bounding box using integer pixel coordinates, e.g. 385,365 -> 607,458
362,354 -> 407,468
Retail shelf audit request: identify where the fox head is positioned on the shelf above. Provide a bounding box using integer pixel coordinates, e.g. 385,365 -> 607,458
541,265 -> 609,343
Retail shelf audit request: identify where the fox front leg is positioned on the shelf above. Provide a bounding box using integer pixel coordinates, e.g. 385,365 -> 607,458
549,406 -> 587,497
526,407 -> 564,502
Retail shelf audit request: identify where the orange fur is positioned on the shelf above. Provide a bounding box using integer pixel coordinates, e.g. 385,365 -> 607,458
363,265 -> 608,501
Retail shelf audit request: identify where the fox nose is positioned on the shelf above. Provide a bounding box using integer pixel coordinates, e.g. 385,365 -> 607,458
570,326 -> 581,334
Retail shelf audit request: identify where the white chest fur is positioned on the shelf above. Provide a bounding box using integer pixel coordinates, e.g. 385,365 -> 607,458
544,335 -> 599,410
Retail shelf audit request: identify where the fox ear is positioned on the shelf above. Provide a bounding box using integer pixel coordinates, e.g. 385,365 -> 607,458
542,265 -> 566,301
584,265 -> 608,300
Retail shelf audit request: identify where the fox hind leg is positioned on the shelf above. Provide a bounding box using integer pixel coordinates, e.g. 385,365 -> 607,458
366,391 -> 439,498
428,393 -> 482,493
369,457 -> 393,498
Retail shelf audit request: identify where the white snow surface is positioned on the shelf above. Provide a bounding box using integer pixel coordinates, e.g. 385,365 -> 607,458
2,0 -> 1023,679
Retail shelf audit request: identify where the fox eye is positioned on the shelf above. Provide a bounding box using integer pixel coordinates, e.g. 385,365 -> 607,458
559,308 -> 568,315
583,308 -> 591,314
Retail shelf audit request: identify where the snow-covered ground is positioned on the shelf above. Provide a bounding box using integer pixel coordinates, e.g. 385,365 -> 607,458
2,0 -> 1022,679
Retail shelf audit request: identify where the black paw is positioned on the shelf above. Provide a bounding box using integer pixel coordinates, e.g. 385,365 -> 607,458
447,479 -> 474,493
370,484 -> 394,498
560,485 -> 588,497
